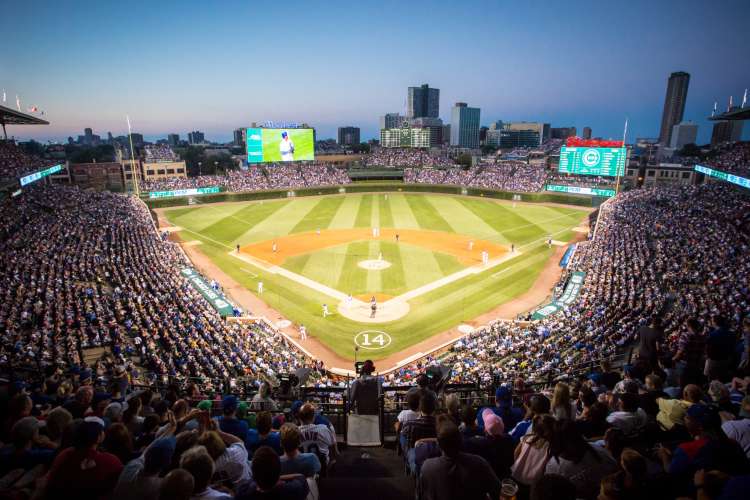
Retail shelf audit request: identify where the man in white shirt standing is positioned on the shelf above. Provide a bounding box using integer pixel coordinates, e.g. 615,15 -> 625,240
298,403 -> 337,467
279,131 -> 295,162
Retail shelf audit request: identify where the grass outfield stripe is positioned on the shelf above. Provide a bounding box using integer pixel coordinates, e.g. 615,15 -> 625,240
425,195 -> 497,239
233,197 -> 320,243
298,244 -> 348,289
199,201 -> 289,243
405,195 -> 453,232
380,195 -> 395,228
328,195 -> 361,229
399,244 -> 445,290
388,194 -> 420,229
289,196 -> 345,234
457,199 -> 543,244
336,241 -> 368,294
432,251 -> 465,276
371,194 -> 380,229
380,240 -> 407,294
170,202 -> 251,232
354,195 -> 373,227
365,240 -> 382,293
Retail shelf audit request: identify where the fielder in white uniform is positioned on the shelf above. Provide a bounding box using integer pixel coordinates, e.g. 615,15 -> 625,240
279,131 -> 295,161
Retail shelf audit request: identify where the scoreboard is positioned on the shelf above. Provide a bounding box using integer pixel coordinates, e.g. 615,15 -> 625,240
558,147 -> 626,177
694,165 -> 750,189
545,184 -> 615,197
148,186 -> 221,199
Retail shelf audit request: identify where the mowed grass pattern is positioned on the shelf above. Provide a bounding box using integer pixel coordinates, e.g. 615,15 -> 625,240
164,193 -> 589,360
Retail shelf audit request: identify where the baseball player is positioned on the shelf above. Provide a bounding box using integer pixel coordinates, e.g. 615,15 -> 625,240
279,131 -> 295,161
322,304 -> 330,317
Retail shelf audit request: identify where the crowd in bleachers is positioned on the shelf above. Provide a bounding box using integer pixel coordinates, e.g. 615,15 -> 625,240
703,142 -> 750,177
0,141 -> 57,181
364,149 -> 458,168
139,164 -> 350,193
404,163 -> 548,192
143,145 -> 179,162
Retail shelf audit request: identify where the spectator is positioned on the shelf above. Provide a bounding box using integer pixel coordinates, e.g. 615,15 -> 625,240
476,385 -> 523,431
237,446 -> 309,500
279,423 -> 321,477
113,436 -> 176,500
216,395 -> 249,441
511,414 -> 555,487
606,393 -> 648,439
247,411 -> 281,457
179,445 -> 231,499
298,403 -> 337,466
159,468 -> 194,500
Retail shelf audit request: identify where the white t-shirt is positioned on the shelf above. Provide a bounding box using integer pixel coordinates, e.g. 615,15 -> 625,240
214,442 -> 251,488
299,423 -> 336,458
279,138 -> 294,161
397,409 -> 419,424
722,419 -> 750,458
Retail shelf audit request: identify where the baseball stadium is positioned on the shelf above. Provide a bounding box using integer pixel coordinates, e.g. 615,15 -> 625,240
3,2 -> 750,499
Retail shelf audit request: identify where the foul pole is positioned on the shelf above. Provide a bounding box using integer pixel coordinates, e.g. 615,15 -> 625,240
614,118 -> 628,195
126,115 -> 140,197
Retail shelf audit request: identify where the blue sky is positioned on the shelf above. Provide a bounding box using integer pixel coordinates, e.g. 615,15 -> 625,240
1,0 -> 749,144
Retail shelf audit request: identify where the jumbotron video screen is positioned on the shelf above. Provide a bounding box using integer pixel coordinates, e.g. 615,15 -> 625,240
558,146 -> 626,177
246,128 -> 315,163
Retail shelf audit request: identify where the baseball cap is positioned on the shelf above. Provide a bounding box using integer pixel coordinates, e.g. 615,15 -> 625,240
291,400 -> 304,415
482,409 -> 505,436
104,401 -> 128,421
222,395 -> 238,413
196,400 -> 213,411
281,131 -> 288,138
144,436 -> 177,474
687,404 -> 720,428
362,360 -> 376,374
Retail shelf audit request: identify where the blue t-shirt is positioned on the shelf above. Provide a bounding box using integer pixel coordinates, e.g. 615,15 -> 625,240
217,416 -> 250,441
280,453 -> 321,477
476,405 -> 523,431
246,430 -> 282,456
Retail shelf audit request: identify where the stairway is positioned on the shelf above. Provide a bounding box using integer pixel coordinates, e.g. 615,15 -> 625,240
319,445 -> 415,500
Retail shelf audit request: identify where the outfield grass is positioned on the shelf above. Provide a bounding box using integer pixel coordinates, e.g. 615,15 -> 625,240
164,193 -> 588,360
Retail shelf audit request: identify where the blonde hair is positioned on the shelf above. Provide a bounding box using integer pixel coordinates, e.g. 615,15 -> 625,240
551,382 -> 572,419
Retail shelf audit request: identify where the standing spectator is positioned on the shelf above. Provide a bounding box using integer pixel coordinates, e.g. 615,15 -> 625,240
250,383 -> 278,412
246,412 -> 282,457
636,316 -> 664,371
216,395 -> 249,441
511,415 -> 555,487
298,403 -> 337,466
551,383 -> 575,420
673,318 -> 706,385
705,315 -> 735,381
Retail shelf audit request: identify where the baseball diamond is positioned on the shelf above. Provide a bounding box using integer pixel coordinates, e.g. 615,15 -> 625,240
160,192 -> 590,364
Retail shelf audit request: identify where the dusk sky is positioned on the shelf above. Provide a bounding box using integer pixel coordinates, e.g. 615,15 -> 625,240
2,0 -> 749,144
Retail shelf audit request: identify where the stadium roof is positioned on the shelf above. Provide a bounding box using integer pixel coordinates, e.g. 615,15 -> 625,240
0,104 -> 49,139
708,107 -> 750,121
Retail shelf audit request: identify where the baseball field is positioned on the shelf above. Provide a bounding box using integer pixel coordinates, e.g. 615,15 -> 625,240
160,192 -> 590,364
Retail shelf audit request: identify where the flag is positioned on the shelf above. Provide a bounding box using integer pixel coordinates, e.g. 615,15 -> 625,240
1,89 -> 5,103
16,95 -> 20,111
743,89 -> 748,109
27,105 -> 38,113
712,102 -> 717,116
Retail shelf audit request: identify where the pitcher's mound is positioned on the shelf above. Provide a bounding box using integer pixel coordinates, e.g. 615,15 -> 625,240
337,298 -> 410,323
358,259 -> 391,270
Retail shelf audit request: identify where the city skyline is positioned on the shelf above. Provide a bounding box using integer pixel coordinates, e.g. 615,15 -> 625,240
2,0 -> 749,144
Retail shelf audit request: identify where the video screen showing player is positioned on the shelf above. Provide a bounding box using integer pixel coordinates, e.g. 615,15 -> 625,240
246,127 -> 314,163
279,131 -> 295,161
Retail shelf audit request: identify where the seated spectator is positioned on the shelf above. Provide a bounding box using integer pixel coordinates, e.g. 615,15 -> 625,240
395,390 -> 420,435
656,384 -> 703,433
530,473 -> 577,500
197,429 -> 250,489
510,394 -> 551,442
0,417 -> 56,474
477,386 -> 523,431
43,407 -> 73,448
250,383 -> 278,412
246,412 -> 281,457
551,383 -> 575,420
216,395 -> 249,441
236,446 -> 309,500
576,402 -> 610,440
159,468 -> 194,500
113,436 -> 176,500
511,414 -> 555,487
721,395 -> 750,458
298,403 -> 337,466
279,423 -> 321,477
638,374 -> 668,420
465,408 -> 515,479
45,419 -> 124,499
544,420 -> 618,499
459,404 -> 482,440
179,445 -> 231,499
419,418 -> 501,500
102,423 -> 137,465
606,393 -> 648,439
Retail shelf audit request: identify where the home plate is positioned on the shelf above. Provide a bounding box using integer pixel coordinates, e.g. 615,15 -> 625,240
276,320 -> 292,329
458,324 -> 474,334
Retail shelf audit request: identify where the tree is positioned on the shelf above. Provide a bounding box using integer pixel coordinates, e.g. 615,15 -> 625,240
456,153 -> 472,167
678,143 -> 701,157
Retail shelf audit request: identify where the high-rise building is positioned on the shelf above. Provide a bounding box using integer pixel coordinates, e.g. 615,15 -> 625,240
337,127 -> 360,146
658,71 -> 690,146
450,102 -> 480,148
167,134 -> 179,147
582,127 -> 592,139
188,131 -> 205,145
233,128 -> 244,147
669,121 -> 698,149
407,84 -> 439,119
408,117 -> 443,147
550,127 -> 577,139
503,122 -> 550,147
129,133 -> 144,147
710,116 -> 744,146
442,124 -> 451,145
379,113 -> 404,130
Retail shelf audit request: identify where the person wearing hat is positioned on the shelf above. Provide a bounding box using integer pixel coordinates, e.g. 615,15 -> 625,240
217,395 -> 249,442
0,416 -> 56,474
279,130 -> 295,162
349,359 -> 381,415
45,419 -> 124,498
464,409 -> 515,479
476,386 -> 523,432
112,436 -> 176,500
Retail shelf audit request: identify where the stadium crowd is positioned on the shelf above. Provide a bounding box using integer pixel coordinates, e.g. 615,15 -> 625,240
364,149 -> 458,168
0,141 -> 57,181
143,145 -> 179,162
404,163 -> 549,192
139,164 -> 350,193
2,143 -> 750,498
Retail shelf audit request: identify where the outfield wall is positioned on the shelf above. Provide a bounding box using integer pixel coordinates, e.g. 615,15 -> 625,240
144,183 -> 599,209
